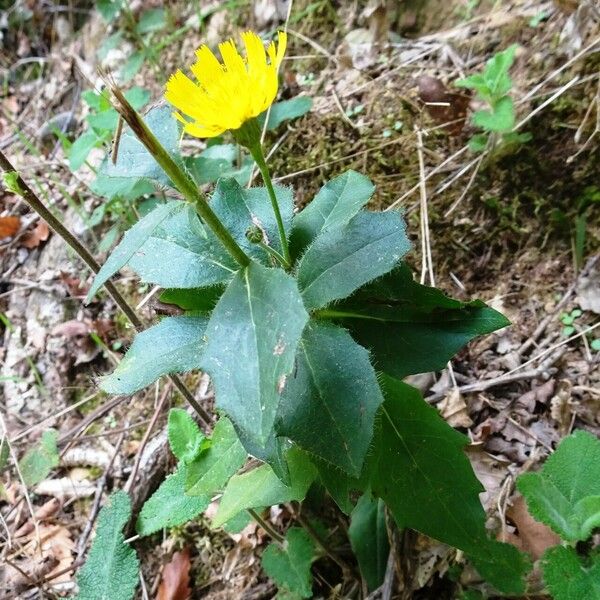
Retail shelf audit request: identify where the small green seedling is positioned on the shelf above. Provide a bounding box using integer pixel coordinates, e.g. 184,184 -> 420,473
456,45 -> 530,152
517,431 -> 600,600
560,308 -> 582,337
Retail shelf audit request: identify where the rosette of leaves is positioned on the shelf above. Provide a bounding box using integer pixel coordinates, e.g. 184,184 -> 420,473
88,106 -> 530,595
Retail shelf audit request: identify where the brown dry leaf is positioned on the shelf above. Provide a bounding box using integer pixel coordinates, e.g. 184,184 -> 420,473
21,221 -> 50,249
59,271 -> 89,298
157,548 -> 192,600
0,215 -> 21,238
15,498 -> 61,538
507,495 -> 561,560
439,389 -> 473,428
19,525 -> 75,585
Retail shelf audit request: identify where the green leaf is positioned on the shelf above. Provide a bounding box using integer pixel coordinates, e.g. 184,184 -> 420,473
186,144 -> 253,185
297,211 -> 410,310
482,44 -> 517,97
119,51 -> 146,83
262,528 -> 316,599
210,178 -> 293,260
276,322 -> 383,476
473,96 -> 514,132
159,286 -> 224,313
19,429 -> 59,487
136,467 -> 209,536
455,73 -> 489,96
87,201 -> 183,300
517,430 -> 600,542
90,172 -> 154,202
136,8 -> 167,34
97,32 -> 123,61
76,491 -> 139,600
542,546 -> 600,600
101,105 -> 180,185
167,408 -> 204,463
69,131 -> 100,170
126,202 -> 236,289
312,457 -> 356,514
468,133 -> 489,153
258,96 -> 313,131
96,0 -> 124,22
86,87 -> 150,133
201,262 -> 309,445
290,170 -> 374,256
101,316 -> 208,394
0,436 -> 8,471
349,494 -> 390,591
235,428 -> 291,485
213,447 -> 316,527
332,265 -> 509,379
185,417 -> 246,496
366,377 -> 528,594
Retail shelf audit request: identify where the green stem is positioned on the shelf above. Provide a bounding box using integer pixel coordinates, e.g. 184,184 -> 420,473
247,508 -> 284,544
249,143 -> 291,268
258,241 -> 290,269
109,87 -> 251,269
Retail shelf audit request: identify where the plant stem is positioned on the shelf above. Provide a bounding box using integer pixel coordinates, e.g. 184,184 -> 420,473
258,241 -> 289,269
107,85 -> 251,269
0,150 -> 212,429
249,143 -> 291,268
247,508 -> 284,544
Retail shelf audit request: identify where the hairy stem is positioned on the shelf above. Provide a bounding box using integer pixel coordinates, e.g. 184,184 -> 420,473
249,143 -> 291,268
108,84 -> 251,269
0,150 -> 212,429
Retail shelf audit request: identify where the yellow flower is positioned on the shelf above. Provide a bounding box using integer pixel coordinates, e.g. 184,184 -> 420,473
165,31 -> 287,139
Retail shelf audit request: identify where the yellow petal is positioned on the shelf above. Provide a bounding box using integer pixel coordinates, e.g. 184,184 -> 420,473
219,39 -> 246,78
191,45 -> 223,90
242,31 -> 266,74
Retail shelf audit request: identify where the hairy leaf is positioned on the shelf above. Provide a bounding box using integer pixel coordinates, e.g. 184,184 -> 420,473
102,105 -> 181,185
167,409 -> 205,463
473,96 -> 514,132
76,491 -> 139,600
101,316 -> 208,394
290,170 -> 374,256
235,428 -> 291,485
517,430 -> 600,542
127,202 -> 236,288
542,546 -> 600,600
159,286 -> 224,313
334,265 -> 509,379
297,211 -> 410,310
277,322 -> 383,475
262,528 -> 316,598
349,494 -> 389,591
367,377 -> 528,594
213,447 -> 316,527
185,417 -> 246,496
259,96 -> 313,131
201,262 -> 308,445
210,178 -> 293,259
185,144 -> 253,186
136,467 -> 209,536
19,429 -> 59,487
87,201 -> 185,300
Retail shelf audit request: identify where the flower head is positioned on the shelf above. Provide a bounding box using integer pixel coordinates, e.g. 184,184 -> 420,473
165,31 -> 287,139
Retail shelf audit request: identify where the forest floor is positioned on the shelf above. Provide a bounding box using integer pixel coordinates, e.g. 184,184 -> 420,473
0,0 -> 599,598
